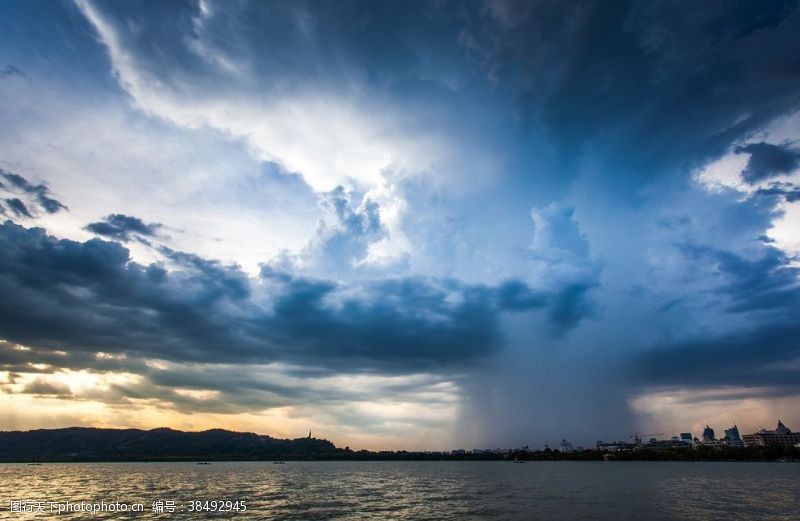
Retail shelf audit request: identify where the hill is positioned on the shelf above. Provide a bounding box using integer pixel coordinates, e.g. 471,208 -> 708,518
0,427 -> 338,462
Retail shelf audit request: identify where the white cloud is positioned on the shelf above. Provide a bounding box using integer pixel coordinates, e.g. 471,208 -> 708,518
0,72 -> 318,274
75,0 -> 458,195
693,113 -> 800,259
71,0 -> 507,273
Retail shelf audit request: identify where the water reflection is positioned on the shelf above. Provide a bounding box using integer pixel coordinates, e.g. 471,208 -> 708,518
0,461 -> 798,520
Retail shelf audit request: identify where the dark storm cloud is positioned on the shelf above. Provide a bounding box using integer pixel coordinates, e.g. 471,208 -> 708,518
37,194 -> 68,214
467,0 -> 800,183
547,280 -> 600,330
634,243 -> 800,392
678,244 -> 800,317
637,323 -> 800,391
735,142 -> 800,184
0,221 -> 596,375
0,170 -> 67,215
496,278 -> 598,331
755,182 -> 800,203
85,214 -> 163,241
3,198 -> 32,218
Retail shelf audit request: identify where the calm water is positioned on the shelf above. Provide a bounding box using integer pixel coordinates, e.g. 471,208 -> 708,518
0,461 -> 798,520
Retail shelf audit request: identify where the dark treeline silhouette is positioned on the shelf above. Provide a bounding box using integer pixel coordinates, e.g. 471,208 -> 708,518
0,427 -> 336,462
595,445 -> 800,462
1,428 -> 798,462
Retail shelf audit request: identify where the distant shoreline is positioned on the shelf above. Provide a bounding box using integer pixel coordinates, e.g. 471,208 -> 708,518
2,427 -> 798,463
2,458 -> 798,464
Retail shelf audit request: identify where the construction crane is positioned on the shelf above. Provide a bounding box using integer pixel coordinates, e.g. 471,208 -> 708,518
630,432 -> 664,445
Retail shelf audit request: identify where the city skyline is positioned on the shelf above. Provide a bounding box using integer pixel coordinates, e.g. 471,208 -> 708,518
1,0 -> 800,450
2,417 -> 797,457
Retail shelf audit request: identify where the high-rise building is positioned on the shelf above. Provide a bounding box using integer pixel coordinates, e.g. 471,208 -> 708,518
742,420 -> 800,447
696,425 -> 727,448
723,425 -> 744,448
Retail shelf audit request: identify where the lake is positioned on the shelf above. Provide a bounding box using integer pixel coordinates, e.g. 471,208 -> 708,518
0,461 -> 798,519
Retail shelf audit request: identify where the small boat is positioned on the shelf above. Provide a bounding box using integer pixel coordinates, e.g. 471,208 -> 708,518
27,462 -> 43,466
512,458 -> 525,463
272,461 -> 286,464
196,462 -> 210,465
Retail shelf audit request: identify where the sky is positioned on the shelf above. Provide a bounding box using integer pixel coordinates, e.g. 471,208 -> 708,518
0,0 -> 799,450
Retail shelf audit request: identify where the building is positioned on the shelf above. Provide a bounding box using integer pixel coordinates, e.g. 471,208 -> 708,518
723,425 -> 744,448
596,440 -> 636,452
642,437 -> 692,451
679,433 -> 693,444
695,425 -> 726,448
742,420 -> 800,447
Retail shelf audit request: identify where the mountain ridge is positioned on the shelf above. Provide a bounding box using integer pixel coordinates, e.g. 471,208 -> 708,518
0,426 -> 337,462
